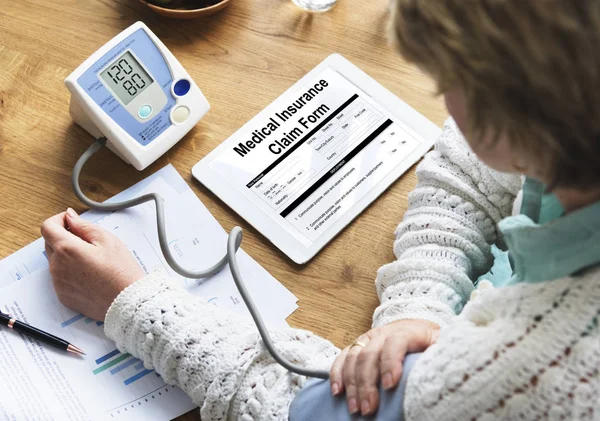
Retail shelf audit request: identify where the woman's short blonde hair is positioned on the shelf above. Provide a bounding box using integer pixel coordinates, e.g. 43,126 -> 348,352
390,0 -> 600,189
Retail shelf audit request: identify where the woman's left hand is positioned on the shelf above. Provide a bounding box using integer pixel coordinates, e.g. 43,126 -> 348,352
41,208 -> 145,321
329,319 -> 440,416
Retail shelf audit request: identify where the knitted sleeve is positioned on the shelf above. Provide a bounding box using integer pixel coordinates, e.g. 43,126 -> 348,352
403,274 -> 600,420
373,118 -> 522,328
104,273 -> 338,421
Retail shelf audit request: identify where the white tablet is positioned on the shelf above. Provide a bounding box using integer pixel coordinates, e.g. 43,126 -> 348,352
192,54 -> 441,264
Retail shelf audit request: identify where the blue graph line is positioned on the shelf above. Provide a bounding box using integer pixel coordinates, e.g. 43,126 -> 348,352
61,314 -> 85,328
124,369 -> 153,386
110,358 -> 139,375
96,349 -> 120,365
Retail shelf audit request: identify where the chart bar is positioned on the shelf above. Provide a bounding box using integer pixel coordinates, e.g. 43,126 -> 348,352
134,361 -> 145,371
96,321 -> 104,327
95,349 -> 121,365
124,369 -> 153,386
61,314 -> 85,328
84,318 -> 94,324
93,354 -> 131,375
110,358 -> 139,375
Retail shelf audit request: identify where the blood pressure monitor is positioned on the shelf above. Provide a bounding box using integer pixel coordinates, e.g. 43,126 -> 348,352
65,21 -> 210,170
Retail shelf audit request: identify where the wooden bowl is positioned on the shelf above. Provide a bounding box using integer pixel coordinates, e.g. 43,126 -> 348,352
139,0 -> 231,19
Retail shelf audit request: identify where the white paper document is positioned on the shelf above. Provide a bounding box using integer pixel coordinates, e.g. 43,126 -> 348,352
0,165 -> 298,420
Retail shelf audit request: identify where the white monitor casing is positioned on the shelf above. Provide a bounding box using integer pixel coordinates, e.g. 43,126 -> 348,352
65,21 -> 210,170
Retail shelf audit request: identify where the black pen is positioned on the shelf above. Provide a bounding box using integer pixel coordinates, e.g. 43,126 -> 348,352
0,311 -> 85,355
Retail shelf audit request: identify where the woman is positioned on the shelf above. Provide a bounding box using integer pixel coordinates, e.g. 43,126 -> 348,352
41,0 -> 600,419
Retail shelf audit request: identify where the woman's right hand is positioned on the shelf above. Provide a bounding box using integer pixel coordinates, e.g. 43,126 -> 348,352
329,319 -> 440,417
41,209 -> 145,322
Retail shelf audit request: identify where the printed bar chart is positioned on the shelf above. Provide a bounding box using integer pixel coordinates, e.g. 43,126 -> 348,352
94,349 -> 157,386
93,353 -> 131,375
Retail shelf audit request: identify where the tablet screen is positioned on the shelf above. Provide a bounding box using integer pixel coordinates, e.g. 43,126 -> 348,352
208,67 -> 423,246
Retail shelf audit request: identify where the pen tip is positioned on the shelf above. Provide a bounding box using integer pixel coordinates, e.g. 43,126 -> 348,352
67,344 -> 85,355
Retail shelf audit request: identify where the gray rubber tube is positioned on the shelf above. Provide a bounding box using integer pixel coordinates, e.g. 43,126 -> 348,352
72,138 -> 330,380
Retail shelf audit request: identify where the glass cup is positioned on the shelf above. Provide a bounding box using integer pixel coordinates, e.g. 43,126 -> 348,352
292,0 -> 337,12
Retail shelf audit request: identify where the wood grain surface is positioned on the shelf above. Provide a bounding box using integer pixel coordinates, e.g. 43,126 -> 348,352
0,0 -> 446,419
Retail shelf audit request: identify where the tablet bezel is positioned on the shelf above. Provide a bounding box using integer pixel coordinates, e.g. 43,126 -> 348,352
192,53 -> 441,264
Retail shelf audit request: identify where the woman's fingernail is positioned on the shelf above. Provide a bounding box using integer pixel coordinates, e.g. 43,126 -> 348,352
331,382 -> 340,395
348,398 -> 358,414
361,399 -> 371,415
383,372 -> 393,389
67,208 -> 78,218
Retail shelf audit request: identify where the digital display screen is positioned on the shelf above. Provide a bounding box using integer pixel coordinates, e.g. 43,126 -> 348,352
99,51 -> 154,105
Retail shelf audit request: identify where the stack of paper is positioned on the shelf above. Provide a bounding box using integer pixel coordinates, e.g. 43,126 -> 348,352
0,165 -> 298,420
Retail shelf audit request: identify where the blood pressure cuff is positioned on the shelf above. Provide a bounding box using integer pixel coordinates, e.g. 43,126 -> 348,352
289,353 -> 421,421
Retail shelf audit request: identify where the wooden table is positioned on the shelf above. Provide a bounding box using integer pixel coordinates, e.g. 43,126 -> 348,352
0,0 -> 446,419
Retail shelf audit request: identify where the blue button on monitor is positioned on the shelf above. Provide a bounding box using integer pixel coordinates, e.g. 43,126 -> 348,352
138,105 -> 152,119
173,79 -> 191,96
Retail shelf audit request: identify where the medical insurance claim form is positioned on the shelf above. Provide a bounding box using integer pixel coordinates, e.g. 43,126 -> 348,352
204,66 -> 427,250
0,165 -> 298,421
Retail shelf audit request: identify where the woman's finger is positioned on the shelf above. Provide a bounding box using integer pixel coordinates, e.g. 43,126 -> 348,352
342,335 -> 370,414
329,347 -> 350,395
65,209 -> 108,245
41,212 -> 87,250
356,335 -> 385,416
40,213 -> 69,247
379,335 -> 408,390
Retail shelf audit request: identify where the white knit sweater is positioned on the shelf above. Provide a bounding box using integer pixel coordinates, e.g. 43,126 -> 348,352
105,119 -> 600,420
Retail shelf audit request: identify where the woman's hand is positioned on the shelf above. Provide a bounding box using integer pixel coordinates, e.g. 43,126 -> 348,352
330,319 -> 440,416
41,208 -> 145,321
